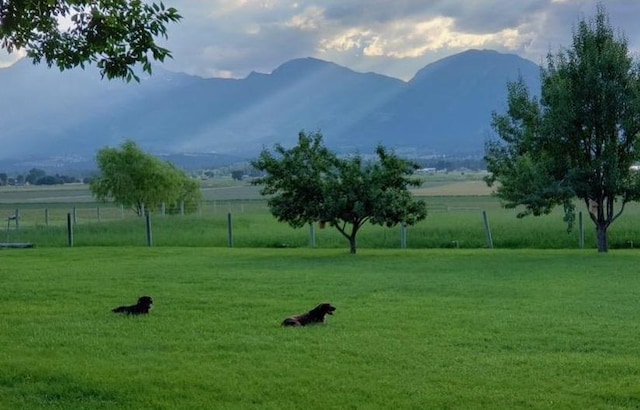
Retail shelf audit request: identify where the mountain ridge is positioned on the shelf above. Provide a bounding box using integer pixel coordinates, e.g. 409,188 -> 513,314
0,49 -> 541,170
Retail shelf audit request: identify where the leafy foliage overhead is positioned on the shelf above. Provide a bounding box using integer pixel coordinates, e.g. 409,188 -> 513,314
0,0 -> 181,81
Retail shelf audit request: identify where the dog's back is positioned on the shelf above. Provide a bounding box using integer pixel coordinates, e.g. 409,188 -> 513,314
282,317 -> 301,327
282,303 -> 336,327
112,296 -> 153,315
112,305 -> 130,314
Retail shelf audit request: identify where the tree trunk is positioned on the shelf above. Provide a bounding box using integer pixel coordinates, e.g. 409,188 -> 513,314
596,223 -> 608,253
349,236 -> 357,254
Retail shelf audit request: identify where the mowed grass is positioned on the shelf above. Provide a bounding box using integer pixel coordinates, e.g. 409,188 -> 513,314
1,247 -> 640,409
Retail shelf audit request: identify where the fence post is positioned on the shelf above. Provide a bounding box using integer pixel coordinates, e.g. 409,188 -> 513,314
97,206 -> 101,222
227,212 -> 233,248
400,223 -> 407,249
309,223 -> 316,248
67,213 -> 74,247
73,206 -> 77,224
180,201 -> 185,216
579,211 -> 584,249
482,211 -> 494,249
145,211 -> 153,247
14,208 -> 19,230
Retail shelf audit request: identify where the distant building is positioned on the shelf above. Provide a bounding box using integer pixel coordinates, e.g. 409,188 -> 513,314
417,168 -> 437,174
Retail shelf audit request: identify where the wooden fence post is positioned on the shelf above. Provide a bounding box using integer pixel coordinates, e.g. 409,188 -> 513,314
67,213 -> 74,247
579,211 -> 584,249
482,211 -> 494,249
309,223 -> 316,248
145,211 -> 153,247
227,212 -> 233,248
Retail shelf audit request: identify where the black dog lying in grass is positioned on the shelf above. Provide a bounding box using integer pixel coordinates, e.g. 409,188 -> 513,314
112,296 -> 154,315
282,303 -> 336,327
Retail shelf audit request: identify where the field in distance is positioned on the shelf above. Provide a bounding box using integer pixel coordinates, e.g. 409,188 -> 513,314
0,172 -> 494,204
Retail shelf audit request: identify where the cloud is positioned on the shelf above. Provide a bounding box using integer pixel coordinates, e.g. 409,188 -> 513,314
318,16 -> 529,59
0,49 -> 25,68
155,1 -> 639,80
285,5 -> 325,30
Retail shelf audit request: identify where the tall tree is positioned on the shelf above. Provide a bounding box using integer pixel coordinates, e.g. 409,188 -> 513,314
252,131 -> 427,254
485,5 -> 640,252
0,0 -> 181,81
90,140 -> 201,215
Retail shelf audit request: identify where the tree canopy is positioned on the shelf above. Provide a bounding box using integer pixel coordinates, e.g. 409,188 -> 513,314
0,0 -> 181,81
90,140 -> 201,215
251,131 -> 427,253
485,5 -> 640,252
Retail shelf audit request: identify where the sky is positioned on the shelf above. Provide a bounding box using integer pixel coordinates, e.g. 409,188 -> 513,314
1,0 -> 639,81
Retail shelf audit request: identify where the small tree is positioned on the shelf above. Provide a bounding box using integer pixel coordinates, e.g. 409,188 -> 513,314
90,140 -> 202,215
485,5 -> 640,252
231,170 -> 245,181
0,1 -> 181,81
25,168 -> 46,185
252,131 -> 427,253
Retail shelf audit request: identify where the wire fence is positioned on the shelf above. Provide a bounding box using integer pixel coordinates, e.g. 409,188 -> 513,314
2,197 -> 640,250
0,200 -> 269,227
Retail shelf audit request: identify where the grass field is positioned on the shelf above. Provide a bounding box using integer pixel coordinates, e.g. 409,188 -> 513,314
1,247 -> 640,409
3,195 -> 640,250
4,174 -> 640,251
2,178 -> 640,408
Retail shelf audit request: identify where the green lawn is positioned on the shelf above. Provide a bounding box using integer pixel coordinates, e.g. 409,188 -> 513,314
1,247 -> 639,409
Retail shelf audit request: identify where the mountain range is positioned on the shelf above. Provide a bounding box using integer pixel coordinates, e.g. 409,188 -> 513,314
0,49 -> 541,171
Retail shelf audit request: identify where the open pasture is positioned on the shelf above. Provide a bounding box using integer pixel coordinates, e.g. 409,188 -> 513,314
1,247 -> 639,409
3,194 -> 640,250
2,174 -> 640,250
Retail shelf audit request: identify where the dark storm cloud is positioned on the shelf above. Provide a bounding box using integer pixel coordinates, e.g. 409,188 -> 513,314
427,0 -> 551,33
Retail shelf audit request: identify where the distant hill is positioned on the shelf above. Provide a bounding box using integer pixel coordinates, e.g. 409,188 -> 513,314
0,49 -> 540,170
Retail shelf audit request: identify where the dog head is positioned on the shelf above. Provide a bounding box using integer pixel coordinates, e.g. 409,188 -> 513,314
138,296 -> 154,310
311,303 -> 336,316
